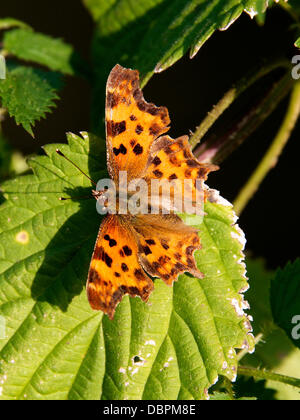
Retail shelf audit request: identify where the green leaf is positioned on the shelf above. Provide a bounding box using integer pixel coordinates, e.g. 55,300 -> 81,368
295,38 -> 300,49
0,65 -> 63,136
3,29 -> 85,76
254,0 -> 268,25
85,0 -> 270,77
84,0 -> 274,129
0,132 -> 253,400
0,18 -> 31,31
271,259 -> 300,350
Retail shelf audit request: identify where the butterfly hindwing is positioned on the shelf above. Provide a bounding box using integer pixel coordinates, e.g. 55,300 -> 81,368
146,135 -> 218,207
131,214 -> 203,285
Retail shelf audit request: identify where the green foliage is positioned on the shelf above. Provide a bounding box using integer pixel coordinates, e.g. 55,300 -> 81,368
3,29 -> 86,76
0,0 -> 299,401
0,22 -> 86,136
0,66 -> 62,136
85,0 -> 270,80
0,133 -> 253,400
254,0 -> 268,24
271,259 -> 300,350
295,38 -> 300,48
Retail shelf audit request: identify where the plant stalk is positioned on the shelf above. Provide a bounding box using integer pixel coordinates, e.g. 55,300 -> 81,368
234,81 -> 300,215
189,58 -> 290,150
238,366 -> 300,389
194,71 -> 292,164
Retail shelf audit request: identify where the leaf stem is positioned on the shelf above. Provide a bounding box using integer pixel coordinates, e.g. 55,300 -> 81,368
189,58 -> 290,150
238,366 -> 300,389
189,88 -> 235,149
194,71 -> 292,164
234,80 -> 300,215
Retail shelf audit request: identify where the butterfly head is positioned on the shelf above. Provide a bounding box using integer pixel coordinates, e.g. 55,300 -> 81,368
92,189 -> 108,206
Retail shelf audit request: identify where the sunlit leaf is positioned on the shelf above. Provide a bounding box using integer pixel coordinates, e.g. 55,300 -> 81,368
0,132 -> 253,400
3,29 -> 86,76
83,0 -> 274,128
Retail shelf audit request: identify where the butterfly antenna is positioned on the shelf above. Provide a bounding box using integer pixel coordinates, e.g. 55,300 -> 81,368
59,196 -> 92,201
56,149 -> 97,186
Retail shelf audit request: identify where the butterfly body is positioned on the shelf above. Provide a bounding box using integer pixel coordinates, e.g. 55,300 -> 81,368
87,64 -> 217,319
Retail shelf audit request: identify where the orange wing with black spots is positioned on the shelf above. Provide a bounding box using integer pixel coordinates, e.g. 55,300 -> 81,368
85,64 -> 219,320
87,214 -> 154,319
131,214 -> 203,285
105,64 -> 170,181
146,135 -> 218,208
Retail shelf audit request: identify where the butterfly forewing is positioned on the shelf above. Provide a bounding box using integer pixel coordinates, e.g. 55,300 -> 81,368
105,64 -> 170,182
86,64 -> 218,319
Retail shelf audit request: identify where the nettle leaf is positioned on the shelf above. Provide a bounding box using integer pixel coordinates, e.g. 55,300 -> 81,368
85,0 -> 270,78
271,259 -> 300,350
0,133 -> 253,400
0,65 -> 63,136
84,0 -> 273,128
3,29 -> 85,76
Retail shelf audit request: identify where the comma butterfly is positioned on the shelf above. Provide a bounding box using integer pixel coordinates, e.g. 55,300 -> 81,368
84,65 -> 217,319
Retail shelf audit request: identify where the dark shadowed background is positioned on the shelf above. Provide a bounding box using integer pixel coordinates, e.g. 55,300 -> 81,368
0,1 -> 299,269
